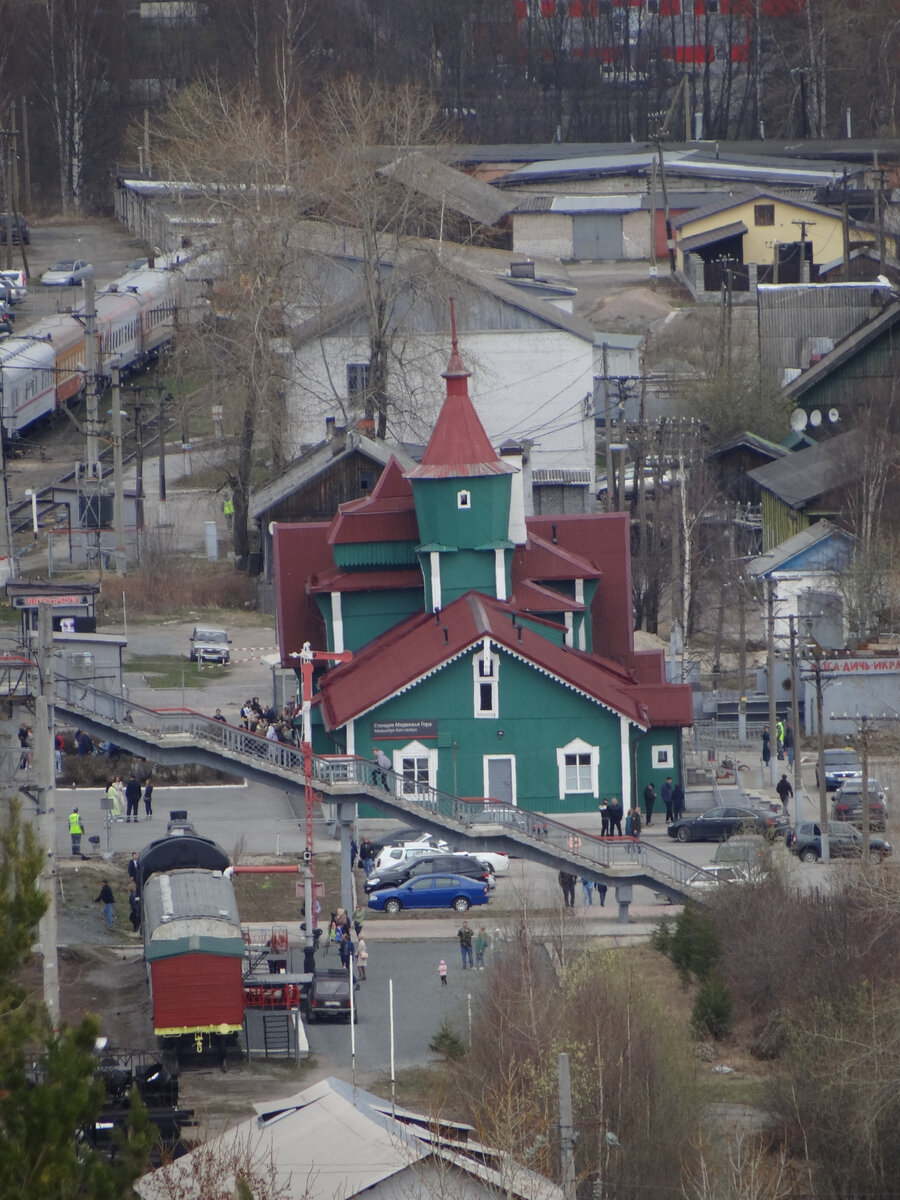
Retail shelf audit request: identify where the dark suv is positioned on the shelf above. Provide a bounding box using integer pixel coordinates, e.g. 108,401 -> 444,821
832,780 -> 888,831
816,748 -> 862,791
787,820 -> 892,863
365,852 -> 491,894
0,213 -> 30,245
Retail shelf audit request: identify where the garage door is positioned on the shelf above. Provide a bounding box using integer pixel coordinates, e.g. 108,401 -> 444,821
573,213 -> 623,261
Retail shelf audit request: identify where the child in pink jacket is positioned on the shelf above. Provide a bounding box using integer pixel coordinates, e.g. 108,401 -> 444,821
438,959 -> 448,986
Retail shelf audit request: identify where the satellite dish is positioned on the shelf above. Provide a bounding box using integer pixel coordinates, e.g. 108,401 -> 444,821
828,408 -> 840,424
790,408 -> 807,432
809,409 -> 823,427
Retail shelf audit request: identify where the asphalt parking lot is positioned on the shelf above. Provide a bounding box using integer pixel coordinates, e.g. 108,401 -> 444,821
3,215 -> 148,328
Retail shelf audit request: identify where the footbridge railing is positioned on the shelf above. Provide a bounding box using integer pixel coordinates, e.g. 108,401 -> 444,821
54,677 -> 712,904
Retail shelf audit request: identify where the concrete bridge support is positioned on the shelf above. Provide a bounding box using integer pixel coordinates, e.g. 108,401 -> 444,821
615,884 -> 632,925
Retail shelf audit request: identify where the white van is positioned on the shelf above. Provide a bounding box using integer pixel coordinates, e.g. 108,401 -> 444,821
0,270 -> 27,303
189,626 -> 231,664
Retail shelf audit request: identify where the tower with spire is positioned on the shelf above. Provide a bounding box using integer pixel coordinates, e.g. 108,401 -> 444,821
407,301 -> 518,611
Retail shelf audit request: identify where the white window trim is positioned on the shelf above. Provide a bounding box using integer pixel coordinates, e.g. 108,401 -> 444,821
620,716 -> 631,808
483,754 -> 517,805
392,740 -> 438,803
473,643 -> 499,718
556,737 -> 599,800
330,591 -> 344,653
652,743 -> 675,770
430,551 -> 442,612
457,489 -> 471,509
494,547 -> 507,601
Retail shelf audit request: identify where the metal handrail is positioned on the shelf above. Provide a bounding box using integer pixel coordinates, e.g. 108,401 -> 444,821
54,676 -> 713,895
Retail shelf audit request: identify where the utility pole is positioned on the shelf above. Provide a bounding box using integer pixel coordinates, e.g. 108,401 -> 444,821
111,366 -> 126,575
807,645 -> 830,863
841,167 -> 851,281
558,1053 -> 577,1200
656,142 -> 676,274
36,604 -> 60,1027
83,275 -> 100,477
602,344 -> 612,513
766,579 -> 777,788
788,616 -> 803,828
791,219 -> 815,281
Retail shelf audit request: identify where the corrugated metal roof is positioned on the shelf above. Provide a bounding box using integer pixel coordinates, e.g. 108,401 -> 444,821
748,430 -> 864,507
136,1076 -> 565,1200
142,869 -> 241,940
748,519 -> 851,577
678,220 -> 747,254
550,195 -> 643,214
379,150 -> 514,226
782,300 -> 900,400
532,467 -> 593,485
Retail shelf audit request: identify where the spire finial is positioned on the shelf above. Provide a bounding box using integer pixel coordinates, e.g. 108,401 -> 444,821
450,297 -> 458,355
443,298 -> 470,380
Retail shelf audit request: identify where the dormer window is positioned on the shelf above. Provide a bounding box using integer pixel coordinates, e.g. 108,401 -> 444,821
473,645 -> 499,718
457,490 -> 471,510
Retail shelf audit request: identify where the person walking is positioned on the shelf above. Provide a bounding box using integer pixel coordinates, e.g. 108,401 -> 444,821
143,777 -> 154,818
776,773 -> 794,811
661,776 -> 675,824
672,780 -> 685,821
438,959 -> 448,986
356,937 -> 369,980
128,884 -> 141,933
95,880 -> 115,929
474,927 -> 488,969
607,796 -> 623,837
457,921 -> 474,969
558,870 -> 576,907
359,837 -> 376,876
581,877 -> 595,906
643,782 -> 656,826
68,807 -> 86,858
597,882 -> 608,907
775,718 -> 785,760
762,724 -> 771,768
125,775 -> 141,823
373,747 -> 392,789
783,721 -> 795,768
352,905 -> 364,937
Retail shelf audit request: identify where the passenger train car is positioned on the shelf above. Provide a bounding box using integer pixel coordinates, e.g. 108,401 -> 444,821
139,817 -> 245,1058
0,251 -> 200,438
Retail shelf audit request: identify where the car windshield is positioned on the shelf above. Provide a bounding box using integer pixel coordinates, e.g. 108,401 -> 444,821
314,981 -> 347,997
51,262 -> 76,271
825,751 -> 859,765
195,629 -> 226,642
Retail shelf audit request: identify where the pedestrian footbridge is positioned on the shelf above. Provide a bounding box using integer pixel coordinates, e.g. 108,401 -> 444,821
53,678 -> 711,915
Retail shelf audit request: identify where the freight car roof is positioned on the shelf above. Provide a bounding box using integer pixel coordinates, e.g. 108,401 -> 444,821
142,869 -> 243,957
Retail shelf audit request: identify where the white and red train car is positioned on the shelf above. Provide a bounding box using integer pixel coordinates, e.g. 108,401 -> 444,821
0,253 -> 198,438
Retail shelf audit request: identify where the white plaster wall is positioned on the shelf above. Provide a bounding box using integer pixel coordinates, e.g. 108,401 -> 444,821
622,210 -> 652,259
287,328 -> 596,476
771,573 -> 846,643
512,212 -> 573,259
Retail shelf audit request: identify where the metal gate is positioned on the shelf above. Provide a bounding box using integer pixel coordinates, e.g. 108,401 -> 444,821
573,213 -> 623,261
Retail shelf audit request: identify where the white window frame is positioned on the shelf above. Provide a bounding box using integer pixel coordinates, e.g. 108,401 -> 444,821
651,743 -> 674,770
392,740 -> 437,803
473,645 -> 499,718
457,489 -> 471,509
556,737 -> 599,799
483,754 -> 517,805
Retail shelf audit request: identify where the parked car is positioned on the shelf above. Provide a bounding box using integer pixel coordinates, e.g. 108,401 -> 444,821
41,259 -> 94,287
188,626 -> 231,664
0,213 -> 30,244
368,828 -> 449,858
365,852 -> 492,894
0,270 -> 27,303
787,820 -> 892,863
367,873 -> 489,914
832,780 -> 888,830
464,847 -> 510,875
372,841 -> 451,872
305,968 -> 359,1023
465,803 -> 529,832
714,834 -> 773,878
667,805 -> 790,843
816,748 -> 862,791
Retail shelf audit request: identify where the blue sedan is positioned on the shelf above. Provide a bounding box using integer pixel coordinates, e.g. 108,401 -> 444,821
367,873 -> 489,914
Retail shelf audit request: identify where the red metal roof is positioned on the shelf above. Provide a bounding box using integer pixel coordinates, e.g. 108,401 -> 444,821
527,513 -> 634,663
513,531 -> 603,583
407,337 -> 512,480
316,591 -> 650,730
624,682 -> 693,726
308,566 -> 423,594
329,457 -> 419,545
272,523 -> 332,667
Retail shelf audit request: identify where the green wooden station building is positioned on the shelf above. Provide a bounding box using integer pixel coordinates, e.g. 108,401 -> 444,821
273,331 -> 692,817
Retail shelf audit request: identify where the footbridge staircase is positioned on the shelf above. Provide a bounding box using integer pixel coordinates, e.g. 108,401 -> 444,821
47,678 -> 715,913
